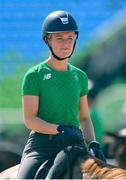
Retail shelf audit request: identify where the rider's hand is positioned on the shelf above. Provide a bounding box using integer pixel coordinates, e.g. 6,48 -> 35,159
89,141 -> 106,162
57,125 -> 77,144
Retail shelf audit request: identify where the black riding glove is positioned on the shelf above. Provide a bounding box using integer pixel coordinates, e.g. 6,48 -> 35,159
89,141 -> 106,162
57,125 -> 78,144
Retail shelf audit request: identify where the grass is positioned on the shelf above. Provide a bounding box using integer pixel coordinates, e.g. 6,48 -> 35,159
0,53 -> 34,134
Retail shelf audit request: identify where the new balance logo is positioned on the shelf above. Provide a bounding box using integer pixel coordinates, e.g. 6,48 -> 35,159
43,73 -> 52,80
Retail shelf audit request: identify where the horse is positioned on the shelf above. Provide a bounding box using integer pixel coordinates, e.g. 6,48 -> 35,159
45,145 -> 126,179
1,145 -> 126,179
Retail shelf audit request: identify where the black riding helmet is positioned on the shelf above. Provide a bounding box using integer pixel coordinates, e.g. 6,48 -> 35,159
42,10 -> 79,60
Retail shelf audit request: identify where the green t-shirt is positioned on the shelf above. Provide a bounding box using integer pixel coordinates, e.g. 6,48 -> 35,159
22,62 -> 88,127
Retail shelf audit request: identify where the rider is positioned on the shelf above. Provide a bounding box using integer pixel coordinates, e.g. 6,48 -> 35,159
17,10 -> 106,179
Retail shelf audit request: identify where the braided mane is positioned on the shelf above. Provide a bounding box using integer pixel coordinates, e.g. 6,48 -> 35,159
81,156 -> 126,179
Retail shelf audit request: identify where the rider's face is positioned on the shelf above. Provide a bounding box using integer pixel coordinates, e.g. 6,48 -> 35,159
48,32 -> 76,58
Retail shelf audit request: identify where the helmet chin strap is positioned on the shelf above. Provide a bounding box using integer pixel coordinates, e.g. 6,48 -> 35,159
47,41 -> 76,61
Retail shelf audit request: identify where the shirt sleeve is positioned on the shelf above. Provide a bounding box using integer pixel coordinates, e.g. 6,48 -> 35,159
79,71 -> 88,96
22,69 -> 39,96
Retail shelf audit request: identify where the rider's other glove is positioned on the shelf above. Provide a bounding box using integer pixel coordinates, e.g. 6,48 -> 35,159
89,141 -> 106,162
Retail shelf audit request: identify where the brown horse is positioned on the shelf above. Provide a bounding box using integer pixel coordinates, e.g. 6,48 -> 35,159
1,146 -> 126,179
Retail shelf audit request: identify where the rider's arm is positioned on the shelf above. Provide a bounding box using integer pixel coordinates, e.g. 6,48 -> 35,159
22,95 -> 58,135
78,95 -> 96,145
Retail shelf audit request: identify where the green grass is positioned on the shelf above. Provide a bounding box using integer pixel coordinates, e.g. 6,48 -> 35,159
0,53 -> 34,133
0,108 -> 26,135
0,64 -> 32,108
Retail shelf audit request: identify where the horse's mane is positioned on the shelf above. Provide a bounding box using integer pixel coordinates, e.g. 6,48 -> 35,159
81,155 -> 126,179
